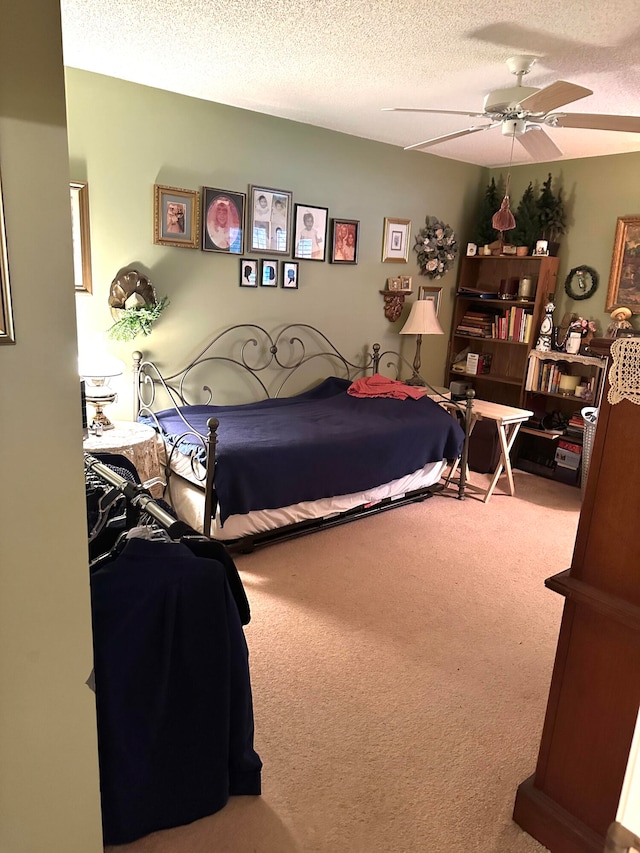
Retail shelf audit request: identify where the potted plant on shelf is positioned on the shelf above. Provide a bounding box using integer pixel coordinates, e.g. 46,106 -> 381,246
536,173 -> 566,256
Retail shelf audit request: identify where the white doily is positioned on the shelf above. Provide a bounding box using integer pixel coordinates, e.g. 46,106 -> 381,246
608,338 -> 640,406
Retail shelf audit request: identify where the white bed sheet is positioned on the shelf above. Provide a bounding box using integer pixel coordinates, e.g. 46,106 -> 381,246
156,438 -> 445,540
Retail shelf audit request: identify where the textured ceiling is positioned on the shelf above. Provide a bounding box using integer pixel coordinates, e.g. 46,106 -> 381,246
60,0 -> 640,168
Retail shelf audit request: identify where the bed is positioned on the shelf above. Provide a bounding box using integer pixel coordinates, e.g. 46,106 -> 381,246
134,324 -> 473,550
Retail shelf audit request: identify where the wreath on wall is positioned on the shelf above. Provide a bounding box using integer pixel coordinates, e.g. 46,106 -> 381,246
414,216 -> 458,279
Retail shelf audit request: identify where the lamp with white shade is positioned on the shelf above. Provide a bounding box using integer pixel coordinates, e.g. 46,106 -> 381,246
399,298 -> 444,386
78,353 -> 125,430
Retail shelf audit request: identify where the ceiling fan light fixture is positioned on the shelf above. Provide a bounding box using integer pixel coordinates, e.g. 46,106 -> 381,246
502,118 -> 527,137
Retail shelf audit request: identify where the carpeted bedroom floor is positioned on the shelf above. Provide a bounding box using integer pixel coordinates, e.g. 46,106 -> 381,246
106,470 -> 582,853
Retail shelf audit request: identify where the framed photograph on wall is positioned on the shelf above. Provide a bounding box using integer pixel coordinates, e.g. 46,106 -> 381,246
202,187 -> 245,254
418,285 -> 443,315
282,261 -> 299,289
293,204 -> 328,261
248,185 -> 292,254
153,184 -> 200,249
70,181 -> 92,294
606,215 -> 640,313
0,169 -> 14,344
382,217 -> 411,263
239,258 -> 258,287
260,258 -> 278,287
330,218 -> 359,264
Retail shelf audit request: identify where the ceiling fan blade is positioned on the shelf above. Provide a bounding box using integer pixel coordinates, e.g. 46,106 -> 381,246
383,107 -> 488,118
517,127 -> 563,160
404,124 -> 495,151
548,113 -> 640,133
518,81 -> 592,114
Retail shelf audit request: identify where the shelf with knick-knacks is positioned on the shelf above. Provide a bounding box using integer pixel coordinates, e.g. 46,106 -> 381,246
380,275 -> 413,321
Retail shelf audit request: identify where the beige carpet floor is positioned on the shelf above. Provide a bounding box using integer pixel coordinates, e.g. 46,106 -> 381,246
107,470 -> 583,853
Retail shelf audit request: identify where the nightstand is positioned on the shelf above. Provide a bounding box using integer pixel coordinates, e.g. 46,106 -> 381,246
83,421 -> 163,497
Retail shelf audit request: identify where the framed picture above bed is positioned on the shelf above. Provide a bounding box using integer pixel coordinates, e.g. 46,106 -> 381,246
202,187 -> 245,254
248,185 -> 292,255
282,261 -> 299,289
153,185 -> 200,249
293,204 -> 328,261
260,259 -> 278,287
330,218 -> 359,264
239,258 -> 258,287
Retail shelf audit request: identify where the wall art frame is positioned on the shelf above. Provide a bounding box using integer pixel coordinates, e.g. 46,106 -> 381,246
153,184 -> 200,249
418,284 -> 443,316
260,258 -> 278,287
0,168 -> 14,344
606,216 -> 640,313
248,185 -> 292,255
239,258 -> 258,287
70,181 -> 92,294
202,187 -> 245,254
382,217 -> 411,263
293,203 -> 328,261
330,218 -> 359,264
282,261 -> 299,289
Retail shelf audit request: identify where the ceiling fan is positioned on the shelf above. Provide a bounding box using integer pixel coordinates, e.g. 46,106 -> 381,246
384,55 -> 640,160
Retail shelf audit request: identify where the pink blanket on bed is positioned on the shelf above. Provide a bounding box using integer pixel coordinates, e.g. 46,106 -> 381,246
347,374 -> 427,400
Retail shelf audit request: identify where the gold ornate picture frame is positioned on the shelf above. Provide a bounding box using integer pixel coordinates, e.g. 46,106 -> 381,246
70,181 -> 93,293
606,215 -> 640,313
153,184 -> 200,249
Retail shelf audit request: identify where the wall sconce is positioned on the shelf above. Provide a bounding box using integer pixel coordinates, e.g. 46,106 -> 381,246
78,353 -> 125,430
398,298 -> 444,386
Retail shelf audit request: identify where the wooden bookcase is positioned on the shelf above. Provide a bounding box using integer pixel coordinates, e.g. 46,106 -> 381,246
447,255 -> 559,407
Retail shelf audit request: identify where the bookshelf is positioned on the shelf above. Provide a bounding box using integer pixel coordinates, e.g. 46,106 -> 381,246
447,254 -> 559,407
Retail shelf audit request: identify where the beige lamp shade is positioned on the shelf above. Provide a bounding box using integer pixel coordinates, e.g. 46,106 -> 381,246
399,299 -> 444,336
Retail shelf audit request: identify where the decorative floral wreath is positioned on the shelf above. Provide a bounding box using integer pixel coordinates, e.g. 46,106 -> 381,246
414,216 -> 458,279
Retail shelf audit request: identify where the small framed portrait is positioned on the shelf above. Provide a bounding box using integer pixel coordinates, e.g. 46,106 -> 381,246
387,277 -> 402,291
330,218 -> 359,264
260,259 -> 278,287
70,181 -> 92,294
239,258 -> 258,288
382,217 -> 411,263
534,240 -> 549,256
202,187 -> 245,254
153,184 -> 200,249
466,242 -> 477,257
400,275 -> 412,291
248,185 -> 292,255
293,204 -> 329,261
282,261 -> 299,289
418,285 -> 443,316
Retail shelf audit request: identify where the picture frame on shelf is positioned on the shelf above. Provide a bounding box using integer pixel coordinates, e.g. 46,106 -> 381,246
293,204 -> 328,261
248,185 -> 292,255
260,258 -> 278,287
153,184 -> 200,249
418,284 -> 443,316
0,169 -> 14,344
70,181 -> 92,294
400,275 -> 412,291
202,187 -> 245,254
387,277 -> 402,291
382,217 -> 411,263
606,215 -> 640,313
239,258 -> 258,287
329,218 -> 359,264
282,261 -> 299,289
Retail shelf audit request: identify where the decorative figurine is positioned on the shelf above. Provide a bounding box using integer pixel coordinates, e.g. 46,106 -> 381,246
606,306 -> 633,338
536,301 -> 555,352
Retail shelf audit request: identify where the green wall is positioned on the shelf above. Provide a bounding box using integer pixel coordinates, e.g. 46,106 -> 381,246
65,69 -> 482,415
489,154 -> 640,332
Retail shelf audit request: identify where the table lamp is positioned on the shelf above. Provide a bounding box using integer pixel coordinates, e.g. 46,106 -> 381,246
79,353 -> 125,430
399,298 -> 444,386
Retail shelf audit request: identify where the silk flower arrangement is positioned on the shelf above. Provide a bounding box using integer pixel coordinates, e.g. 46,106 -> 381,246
414,216 -> 458,279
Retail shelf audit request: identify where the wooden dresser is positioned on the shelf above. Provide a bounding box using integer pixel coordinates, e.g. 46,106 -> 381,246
513,337 -> 640,852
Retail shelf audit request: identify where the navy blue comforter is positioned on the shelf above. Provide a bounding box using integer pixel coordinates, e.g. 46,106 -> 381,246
142,377 -> 463,524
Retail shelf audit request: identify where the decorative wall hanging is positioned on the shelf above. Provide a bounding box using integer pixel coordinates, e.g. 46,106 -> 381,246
153,185 -> 200,249
564,265 -> 599,300
413,216 -> 458,279
107,269 -> 169,341
248,185 -> 292,255
606,216 -> 640,313
202,187 -> 245,254
70,181 -> 92,293
330,219 -> 359,264
293,204 -> 328,261
382,217 -> 411,263
260,259 -> 278,287
282,261 -> 299,289
239,259 -> 258,287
